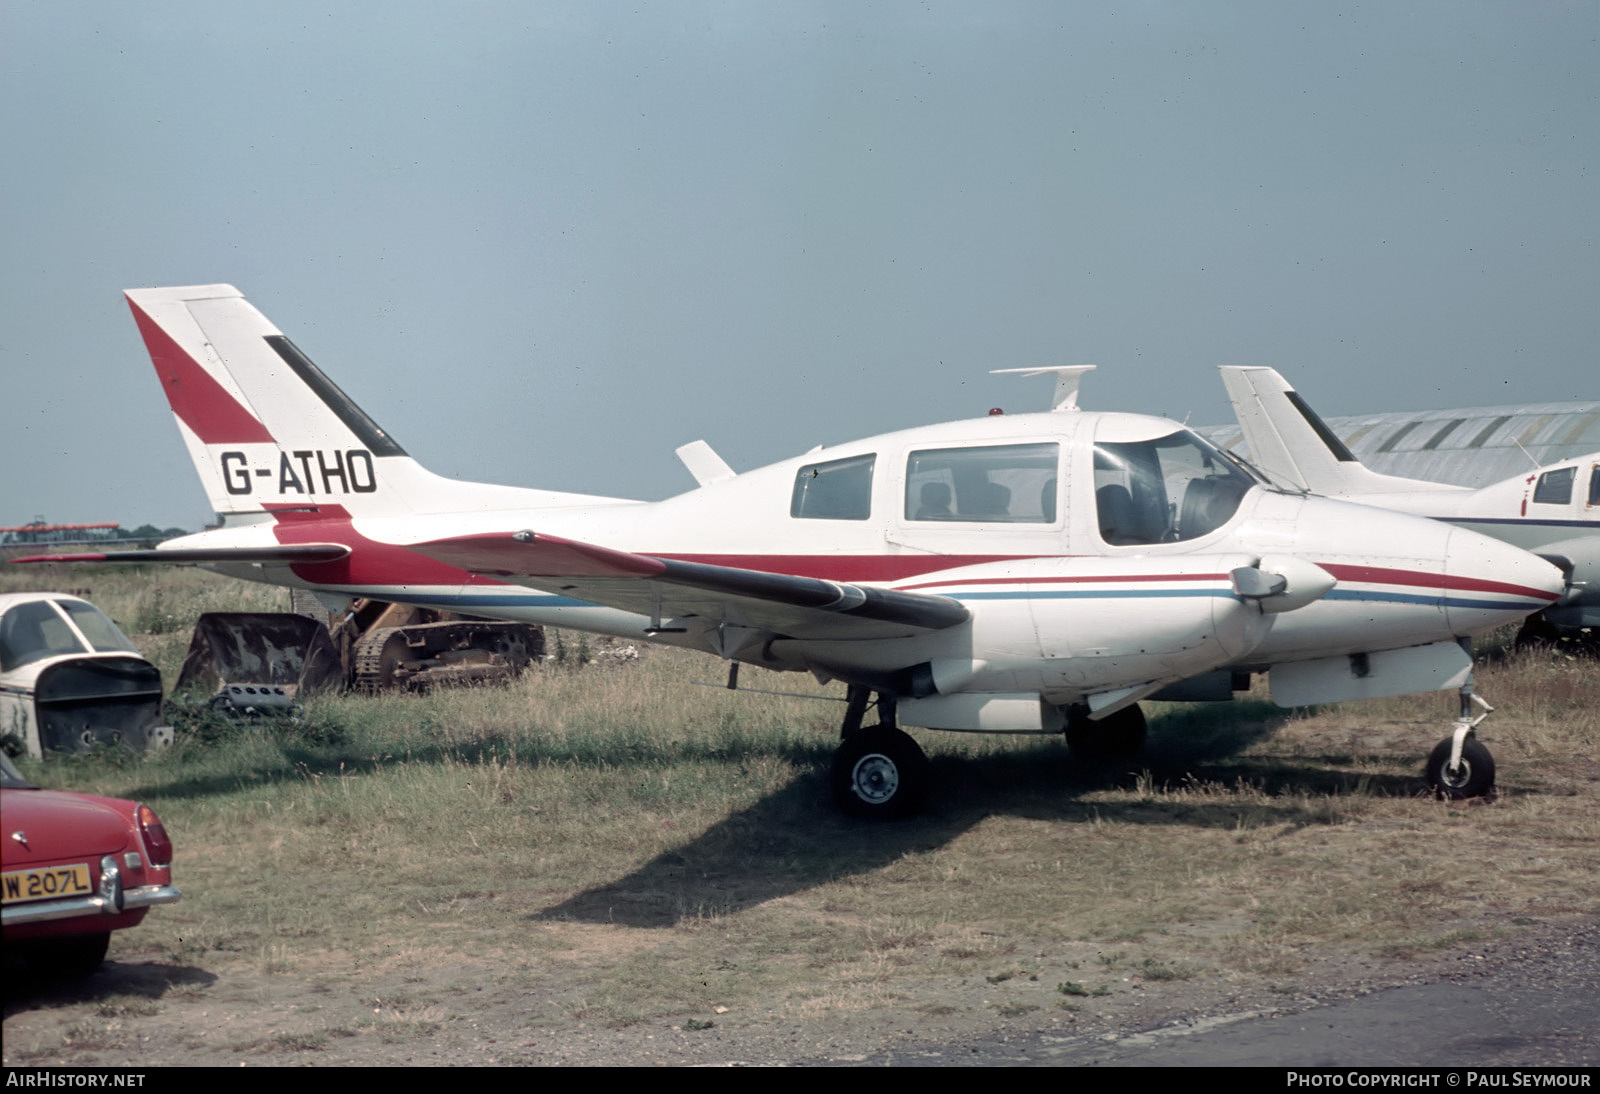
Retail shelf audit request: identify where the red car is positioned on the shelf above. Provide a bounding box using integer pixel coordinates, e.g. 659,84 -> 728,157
1,751 -> 181,976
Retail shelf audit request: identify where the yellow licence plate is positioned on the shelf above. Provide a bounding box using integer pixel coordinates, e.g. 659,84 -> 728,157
2,863 -> 93,904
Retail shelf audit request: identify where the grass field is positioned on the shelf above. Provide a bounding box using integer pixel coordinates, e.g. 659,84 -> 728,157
3,563 -> 1597,1060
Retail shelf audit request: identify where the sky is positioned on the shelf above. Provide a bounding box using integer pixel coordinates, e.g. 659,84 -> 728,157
2,1 -> 1596,531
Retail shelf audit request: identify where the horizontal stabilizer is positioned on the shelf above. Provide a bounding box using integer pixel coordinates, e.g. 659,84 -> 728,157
675,440 -> 736,486
11,544 -> 351,566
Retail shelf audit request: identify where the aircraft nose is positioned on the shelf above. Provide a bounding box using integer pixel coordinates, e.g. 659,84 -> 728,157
1442,527 -> 1566,636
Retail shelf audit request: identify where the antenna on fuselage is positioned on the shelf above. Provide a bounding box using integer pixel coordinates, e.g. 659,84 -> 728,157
990,365 -> 1096,412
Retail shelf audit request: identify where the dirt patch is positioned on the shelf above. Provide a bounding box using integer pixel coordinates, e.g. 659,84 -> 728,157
6,911 -> 1591,1066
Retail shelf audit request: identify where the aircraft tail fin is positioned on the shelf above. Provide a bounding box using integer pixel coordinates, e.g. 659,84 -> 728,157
1219,366 -> 1449,497
125,285 -> 627,519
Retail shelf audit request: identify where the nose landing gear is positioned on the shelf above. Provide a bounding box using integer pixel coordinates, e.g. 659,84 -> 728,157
1425,685 -> 1496,801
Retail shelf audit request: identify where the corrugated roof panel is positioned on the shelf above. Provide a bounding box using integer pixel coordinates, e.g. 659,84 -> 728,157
1422,418 -> 1466,450
1467,415 -> 1513,448
1340,422 -> 1380,448
1558,411 -> 1600,446
1202,400 -> 1599,489
1376,421 -> 1422,453
1516,414 -> 1556,447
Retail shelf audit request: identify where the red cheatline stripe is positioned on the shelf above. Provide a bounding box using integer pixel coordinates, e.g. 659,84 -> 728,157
127,295 -> 273,444
1322,563 -> 1557,602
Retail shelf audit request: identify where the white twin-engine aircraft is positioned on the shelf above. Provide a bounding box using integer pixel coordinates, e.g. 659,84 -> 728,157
30,286 -> 1565,815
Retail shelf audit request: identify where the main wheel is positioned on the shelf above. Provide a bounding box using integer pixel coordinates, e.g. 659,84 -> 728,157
1425,736 -> 1496,800
831,727 -> 930,818
1065,704 -> 1147,762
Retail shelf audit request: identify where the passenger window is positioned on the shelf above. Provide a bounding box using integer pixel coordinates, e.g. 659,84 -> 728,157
791,453 -> 875,520
904,444 -> 1059,523
1588,465 -> 1599,508
1533,467 -> 1575,506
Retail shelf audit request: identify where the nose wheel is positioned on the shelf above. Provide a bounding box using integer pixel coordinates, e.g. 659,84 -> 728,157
1425,687 -> 1497,801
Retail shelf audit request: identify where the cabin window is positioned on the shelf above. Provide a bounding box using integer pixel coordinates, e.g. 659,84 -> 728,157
791,453 -> 875,520
1589,466 -> 1600,508
904,443 -> 1059,523
1533,466 -> 1575,506
1094,430 -> 1255,545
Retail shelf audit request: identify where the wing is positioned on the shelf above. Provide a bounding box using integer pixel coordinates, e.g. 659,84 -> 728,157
410,530 -> 969,642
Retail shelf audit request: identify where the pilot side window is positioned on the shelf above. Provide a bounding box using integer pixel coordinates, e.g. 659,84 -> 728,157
1094,430 -> 1255,545
791,453 -> 875,520
904,443 -> 1059,523
1533,467 -> 1575,506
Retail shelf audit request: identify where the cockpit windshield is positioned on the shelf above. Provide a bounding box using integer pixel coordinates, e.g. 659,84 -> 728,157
0,598 -> 139,672
1094,429 -> 1257,545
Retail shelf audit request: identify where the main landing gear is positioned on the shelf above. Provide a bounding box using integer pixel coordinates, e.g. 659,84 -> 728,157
1063,703 -> 1147,762
830,685 -> 930,818
1425,684 -> 1497,801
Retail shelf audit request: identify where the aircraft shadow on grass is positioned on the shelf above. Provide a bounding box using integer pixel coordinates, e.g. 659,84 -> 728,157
106,697 -> 1431,934
532,700 -> 1420,929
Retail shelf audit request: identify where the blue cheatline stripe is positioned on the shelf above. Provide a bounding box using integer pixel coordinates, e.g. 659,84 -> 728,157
948,587 -> 1540,611
1443,516 -> 1600,530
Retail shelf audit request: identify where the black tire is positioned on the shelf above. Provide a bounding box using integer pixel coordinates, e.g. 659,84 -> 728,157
1425,736 -> 1496,800
40,932 -> 111,979
1065,704 -> 1147,762
830,727 -> 930,819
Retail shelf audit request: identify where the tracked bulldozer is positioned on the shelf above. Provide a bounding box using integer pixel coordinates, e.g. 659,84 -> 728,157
338,599 -> 544,691
173,598 -> 544,708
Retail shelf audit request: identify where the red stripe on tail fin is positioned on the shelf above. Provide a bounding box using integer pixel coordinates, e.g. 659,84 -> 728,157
127,294 -> 274,444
